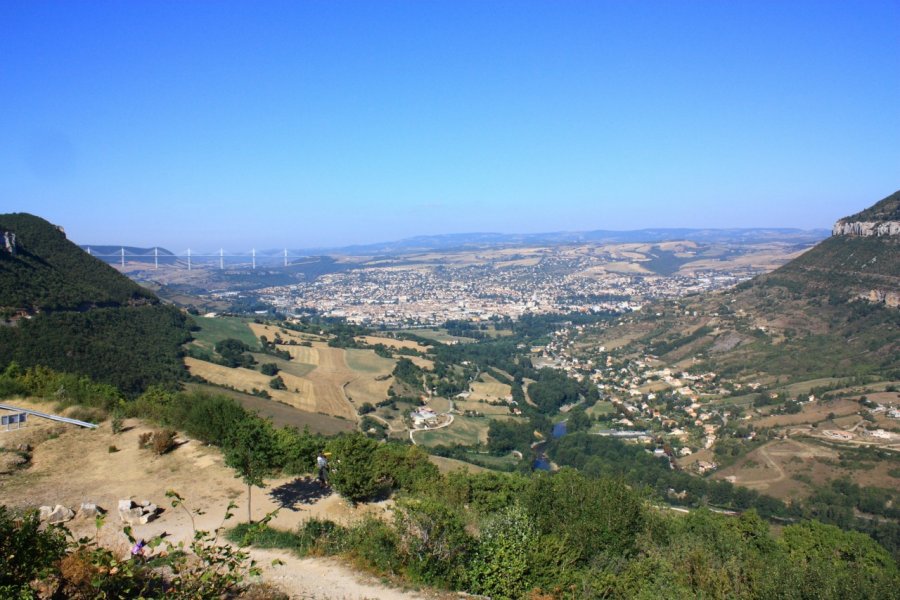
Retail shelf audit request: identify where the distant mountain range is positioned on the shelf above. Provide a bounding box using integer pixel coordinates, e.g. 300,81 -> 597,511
81,227 -> 831,262
301,227 -> 831,255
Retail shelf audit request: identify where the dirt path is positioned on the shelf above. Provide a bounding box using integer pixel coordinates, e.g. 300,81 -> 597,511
753,444 -> 786,486
0,402 -> 445,600
250,549 -> 441,600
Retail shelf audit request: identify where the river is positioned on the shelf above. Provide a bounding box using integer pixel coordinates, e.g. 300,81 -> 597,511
533,420 -> 567,470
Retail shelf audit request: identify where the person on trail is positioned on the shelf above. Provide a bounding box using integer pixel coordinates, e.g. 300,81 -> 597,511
316,451 -> 329,487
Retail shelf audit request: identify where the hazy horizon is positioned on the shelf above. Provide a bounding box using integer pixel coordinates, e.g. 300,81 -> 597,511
71,224 -> 834,257
2,1 -> 897,250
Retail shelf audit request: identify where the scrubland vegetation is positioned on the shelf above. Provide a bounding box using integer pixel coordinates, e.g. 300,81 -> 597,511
2,363 -> 898,598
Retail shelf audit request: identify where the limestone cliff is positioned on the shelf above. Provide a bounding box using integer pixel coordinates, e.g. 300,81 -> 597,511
832,221 -> 900,237
832,189 -> 900,238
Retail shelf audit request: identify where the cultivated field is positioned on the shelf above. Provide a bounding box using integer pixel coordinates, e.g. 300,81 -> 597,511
191,316 -> 258,351
249,353 -> 316,378
414,414 -> 523,447
407,356 -> 435,370
754,398 -> 860,428
360,335 -> 431,352
468,374 -> 512,402
587,400 -> 616,417
396,328 -> 477,344
455,399 -> 512,416
281,345 -> 321,365
428,455 -> 489,474
714,433 -> 900,503
345,349 -> 396,374
344,348 -> 396,407
185,383 -> 355,435
185,357 -> 330,415
427,396 -> 452,413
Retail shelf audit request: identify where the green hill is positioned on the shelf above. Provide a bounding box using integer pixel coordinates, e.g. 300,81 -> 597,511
597,192 -> 900,383
0,213 -> 191,395
0,213 -> 155,312
839,189 -> 900,222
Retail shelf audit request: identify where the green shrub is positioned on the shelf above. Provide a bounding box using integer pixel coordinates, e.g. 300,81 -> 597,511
228,523 -> 304,552
468,504 -> 538,599
393,498 -> 472,587
260,363 -> 279,376
0,507 -> 67,594
66,405 -> 106,424
325,433 -> 381,503
296,518 -> 347,555
345,517 -> 402,574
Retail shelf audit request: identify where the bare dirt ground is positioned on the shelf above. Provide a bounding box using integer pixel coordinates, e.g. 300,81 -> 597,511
0,400 -> 449,600
713,438 -> 847,501
754,398 -> 860,428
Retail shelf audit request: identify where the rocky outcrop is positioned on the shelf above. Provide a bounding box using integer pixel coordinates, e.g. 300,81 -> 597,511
118,499 -> 158,525
39,504 -> 75,524
859,289 -> 900,308
832,221 -> 900,237
2,230 -> 16,254
78,502 -> 102,518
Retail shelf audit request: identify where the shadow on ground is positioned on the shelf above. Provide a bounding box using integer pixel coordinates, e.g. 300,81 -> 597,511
268,478 -> 332,511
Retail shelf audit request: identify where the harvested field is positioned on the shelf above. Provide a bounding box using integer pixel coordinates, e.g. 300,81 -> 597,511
184,357 -> 355,419
249,353 -> 315,378
455,399 -> 511,416
360,336 -> 430,352
755,398 -> 859,428
345,376 -> 392,408
281,345 -> 320,365
248,322 -> 302,343
469,374 -> 512,402
407,356 -> 435,370
396,328 -> 477,344
638,381 -> 671,394
185,383 -> 355,435
714,438 -> 840,500
345,348 -> 396,374
426,397 -> 452,413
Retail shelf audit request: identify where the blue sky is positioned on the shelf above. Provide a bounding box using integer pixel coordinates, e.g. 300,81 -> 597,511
1,1 -> 897,251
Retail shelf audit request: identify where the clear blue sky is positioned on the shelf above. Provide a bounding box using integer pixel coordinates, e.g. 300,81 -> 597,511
1,1 -> 897,251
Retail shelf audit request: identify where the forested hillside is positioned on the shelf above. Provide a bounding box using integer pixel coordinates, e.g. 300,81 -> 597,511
0,305 -> 190,395
0,213 -> 191,395
0,213 -> 154,312
840,189 -> 900,222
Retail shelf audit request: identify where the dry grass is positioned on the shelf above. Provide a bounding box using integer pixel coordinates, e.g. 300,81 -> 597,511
407,356 -> 435,370
714,439 -> 839,501
281,345 -> 320,365
754,399 -> 859,428
468,374 -> 512,402
428,455 -> 488,474
184,357 -> 355,418
455,399 -> 512,416
360,336 -> 430,352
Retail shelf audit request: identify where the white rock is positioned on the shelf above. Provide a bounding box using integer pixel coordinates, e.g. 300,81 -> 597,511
47,505 -> 75,524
